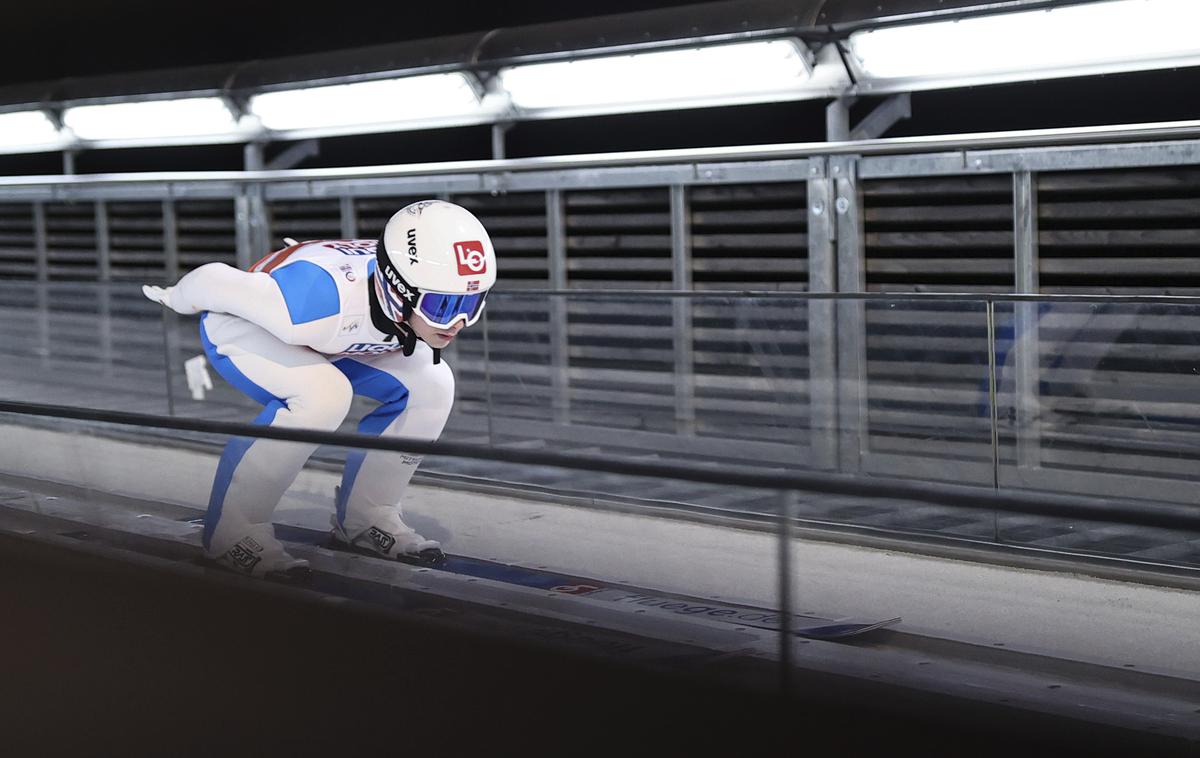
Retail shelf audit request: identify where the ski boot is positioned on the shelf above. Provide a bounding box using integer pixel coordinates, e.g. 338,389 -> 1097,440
329,514 -> 446,567
203,526 -> 312,585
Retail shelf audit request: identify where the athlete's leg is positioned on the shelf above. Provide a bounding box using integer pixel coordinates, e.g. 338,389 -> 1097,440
332,340 -> 454,544
200,313 -> 353,564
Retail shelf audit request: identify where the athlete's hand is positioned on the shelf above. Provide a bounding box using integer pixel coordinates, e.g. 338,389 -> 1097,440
142,284 -> 174,308
143,284 -> 200,314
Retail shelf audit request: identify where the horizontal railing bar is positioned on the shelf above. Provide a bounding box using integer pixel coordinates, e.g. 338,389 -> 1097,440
3,119 -> 1200,190
10,281 -> 1200,306
492,289 -> 1200,305
2,398 -> 1199,533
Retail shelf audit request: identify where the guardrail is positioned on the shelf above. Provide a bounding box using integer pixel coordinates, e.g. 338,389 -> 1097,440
3,283 -> 1200,548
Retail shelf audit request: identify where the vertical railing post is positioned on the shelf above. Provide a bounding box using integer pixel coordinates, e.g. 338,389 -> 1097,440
482,308 -> 495,446
235,187 -> 268,270
339,195 -> 357,239
239,143 -> 269,269
162,198 -> 179,281
33,201 -> 48,283
33,202 -> 49,371
234,190 -> 253,270
777,489 -> 797,698
546,189 -> 570,424
986,299 -> 1001,491
670,184 -> 695,435
95,200 -> 114,378
95,200 -> 111,283
249,184 -> 269,264
161,308 -> 178,416
986,297 -> 1001,541
807,158 -> 838,470
1013,171 -> 1042,478
833,155 -> 866,473
161,197 -> 181,413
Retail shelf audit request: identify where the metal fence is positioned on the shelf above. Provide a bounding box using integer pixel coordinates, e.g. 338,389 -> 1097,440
2,123 -> 1200,511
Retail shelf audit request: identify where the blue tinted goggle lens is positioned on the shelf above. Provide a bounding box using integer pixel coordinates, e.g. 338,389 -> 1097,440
417,292 -> 486,327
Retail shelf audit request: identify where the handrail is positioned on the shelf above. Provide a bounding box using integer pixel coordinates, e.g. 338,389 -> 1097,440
8,281 -> 1200,307
3,118 -> 1200,188
494,290 -> 1200,305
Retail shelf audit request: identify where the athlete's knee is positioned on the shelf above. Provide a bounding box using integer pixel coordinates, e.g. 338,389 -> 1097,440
290,367 -> 353,429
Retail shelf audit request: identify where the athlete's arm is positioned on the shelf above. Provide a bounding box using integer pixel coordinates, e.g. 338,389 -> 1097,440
144,262 -> 332,346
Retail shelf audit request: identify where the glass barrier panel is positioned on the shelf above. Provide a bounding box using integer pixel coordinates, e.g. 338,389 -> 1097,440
857,297 -> 995,488
0,280 -> 172,413
0,408 -> 1194,752
994,299 -> 1200,569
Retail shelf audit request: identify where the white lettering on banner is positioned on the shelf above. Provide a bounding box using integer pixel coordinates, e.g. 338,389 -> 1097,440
454,240 -> 486,276
582,590 -> 786,627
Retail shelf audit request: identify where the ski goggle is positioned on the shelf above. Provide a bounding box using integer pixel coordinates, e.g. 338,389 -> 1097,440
414,290 -> 488,329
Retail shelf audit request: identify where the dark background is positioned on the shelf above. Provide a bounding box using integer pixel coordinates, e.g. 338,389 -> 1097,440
3,0 -> 1200,173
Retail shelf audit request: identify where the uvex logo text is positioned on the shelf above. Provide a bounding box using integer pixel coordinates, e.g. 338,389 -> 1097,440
455,240 -> 486,276
383,264 -> 415,301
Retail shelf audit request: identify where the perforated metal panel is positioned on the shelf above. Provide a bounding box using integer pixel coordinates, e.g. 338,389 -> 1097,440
690,183 -> 807,291
44,202 -> 98,281
108,202 -> 165,282
352,196 -> 427,242
566,188 -> 671,289
177,200 -> 236,273
0,203 -> 35,279
858,177 -> 1010,477
267,198 -> 341,246
452,192 -> 549,289
1039,167 -> 1200,295
864,175 -> 1015,293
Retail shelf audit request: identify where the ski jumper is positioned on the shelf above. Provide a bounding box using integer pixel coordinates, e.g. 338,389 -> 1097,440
167,240 -> 455,558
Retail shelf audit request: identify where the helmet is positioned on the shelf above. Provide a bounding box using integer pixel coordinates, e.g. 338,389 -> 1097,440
373,200 -> 497,359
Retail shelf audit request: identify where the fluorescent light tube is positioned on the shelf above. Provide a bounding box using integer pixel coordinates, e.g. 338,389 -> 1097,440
500,39 -> 811,110
249,73 -> 482,131
850,0 -> 1200,81
63,97 -> 240,141
0,110 -> 64,148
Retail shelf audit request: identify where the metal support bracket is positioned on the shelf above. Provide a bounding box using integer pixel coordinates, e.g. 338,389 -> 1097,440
243,142 -> 265,171
266,139 -> 320,171
825,96 -> 856,142
850,94 -> 912,141
827,94 -> 912,142
492,122 -> 514,161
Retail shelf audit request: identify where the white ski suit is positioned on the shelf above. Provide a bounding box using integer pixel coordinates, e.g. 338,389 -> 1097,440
159,239 -> 454,558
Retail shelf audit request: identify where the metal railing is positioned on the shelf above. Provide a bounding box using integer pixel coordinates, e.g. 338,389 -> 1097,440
2,120 -> 1200,556
2,282 -> 1200,566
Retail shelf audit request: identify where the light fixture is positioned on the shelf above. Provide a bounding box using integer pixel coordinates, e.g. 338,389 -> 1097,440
62,97 -> 241,141
849,0 -> 1200,83
248,73 -> 483,132
0,110 -> 64,149
499,39 -> 813,111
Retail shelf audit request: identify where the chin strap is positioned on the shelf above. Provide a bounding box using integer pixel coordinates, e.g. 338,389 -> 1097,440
368,273 -> 441,364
